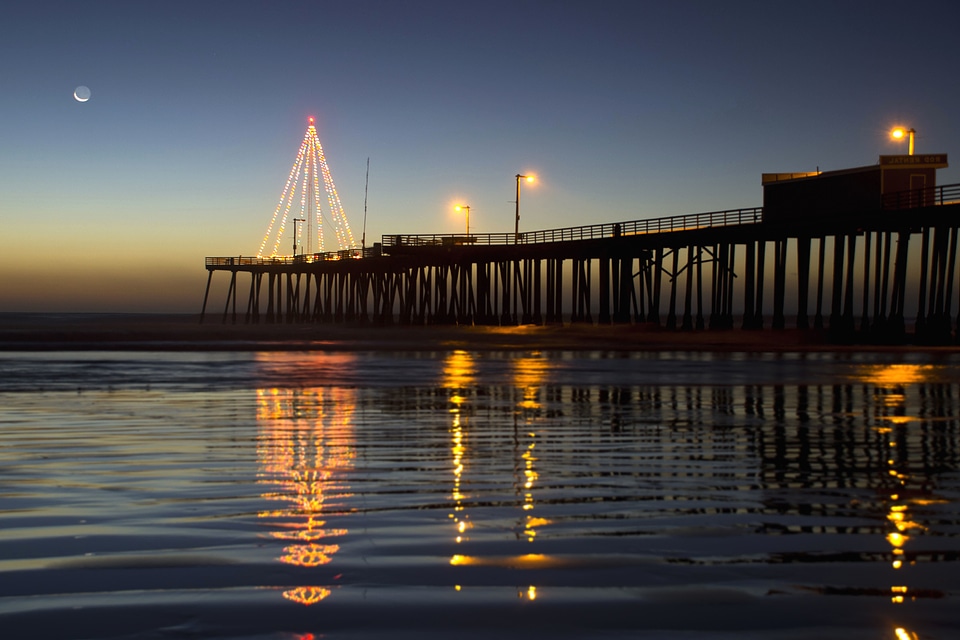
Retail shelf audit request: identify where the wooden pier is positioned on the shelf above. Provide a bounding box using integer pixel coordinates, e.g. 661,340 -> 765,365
202,175 -> 960,344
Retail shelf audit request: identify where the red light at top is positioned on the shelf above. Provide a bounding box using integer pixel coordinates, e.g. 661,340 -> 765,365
308,117 -> 315,125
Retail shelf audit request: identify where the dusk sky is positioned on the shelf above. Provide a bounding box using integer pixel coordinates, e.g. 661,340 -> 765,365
2,0 -> 958,312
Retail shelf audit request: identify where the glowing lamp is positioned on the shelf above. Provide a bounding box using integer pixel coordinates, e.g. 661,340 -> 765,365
455,204 -> 471,236
514,173 -> 537,243
890,126 -> 916,155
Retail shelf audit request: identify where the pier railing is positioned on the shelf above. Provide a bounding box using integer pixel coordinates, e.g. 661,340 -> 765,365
881,182 -> 960,210
383,206 -> 764,249
383,182 -> 960,250
205,247 -> 373,267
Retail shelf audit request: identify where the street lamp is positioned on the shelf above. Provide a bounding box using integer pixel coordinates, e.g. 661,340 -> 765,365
293,217 -> 305,256
515,174 -> 535,243
455,204 -> 471,236
891,126 -> 916,156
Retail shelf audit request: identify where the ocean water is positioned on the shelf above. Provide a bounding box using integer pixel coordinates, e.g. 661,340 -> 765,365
1,349 -> 959,639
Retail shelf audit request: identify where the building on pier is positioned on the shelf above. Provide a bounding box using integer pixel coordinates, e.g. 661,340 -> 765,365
763,154 -> 949,222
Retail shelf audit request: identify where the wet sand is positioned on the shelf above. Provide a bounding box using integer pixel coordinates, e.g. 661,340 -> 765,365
0,312 -> 827,352
0,312 -> 954,353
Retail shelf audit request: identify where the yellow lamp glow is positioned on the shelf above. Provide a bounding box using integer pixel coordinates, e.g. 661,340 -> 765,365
890,126 -> 916,155
514,173 -> 537,244
454,204 -> 471,236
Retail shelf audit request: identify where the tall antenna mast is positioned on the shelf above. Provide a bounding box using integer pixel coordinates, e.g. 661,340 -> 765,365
361,157 -> 369,250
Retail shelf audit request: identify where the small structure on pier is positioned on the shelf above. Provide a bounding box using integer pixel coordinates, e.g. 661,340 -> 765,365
762,154 -> 949,222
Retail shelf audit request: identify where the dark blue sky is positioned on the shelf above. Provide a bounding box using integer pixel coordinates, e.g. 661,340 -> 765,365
2,0 -> 958,311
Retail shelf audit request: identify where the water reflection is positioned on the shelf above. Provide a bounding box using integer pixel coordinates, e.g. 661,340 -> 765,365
855,363 -> 938,387
443,351 -> 475,547
513,351 -> 549,412
512,353 -> 548,545
255,353 -> 357,606
6,350 -> 960,638
512,353 -> 549,602
254,352 -> 959,630
853,364 -> 952,638
441,351 -> 551,600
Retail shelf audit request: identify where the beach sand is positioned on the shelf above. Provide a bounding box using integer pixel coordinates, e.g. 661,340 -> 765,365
0,312 -> 946,352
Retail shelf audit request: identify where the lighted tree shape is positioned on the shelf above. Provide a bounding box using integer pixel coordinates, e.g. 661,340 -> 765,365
258,117 -> 357,257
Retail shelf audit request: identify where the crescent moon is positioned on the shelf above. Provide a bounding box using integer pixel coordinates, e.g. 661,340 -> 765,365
73,86 -> 91,102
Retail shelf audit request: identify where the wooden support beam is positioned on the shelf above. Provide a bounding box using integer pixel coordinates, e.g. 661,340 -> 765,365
795,237 -> 811,330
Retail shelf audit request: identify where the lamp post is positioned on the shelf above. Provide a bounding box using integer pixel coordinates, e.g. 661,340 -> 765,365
891,127 -> 916,156
455,205 -> 471,236
293,218 -> 305,256
514,174 -> 535,244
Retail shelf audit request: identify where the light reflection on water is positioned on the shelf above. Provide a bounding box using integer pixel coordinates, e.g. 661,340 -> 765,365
0,351 -> 958,639
255,382 -> 356,605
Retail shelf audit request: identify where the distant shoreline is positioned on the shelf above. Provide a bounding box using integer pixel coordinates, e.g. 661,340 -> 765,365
0,312 -> 955,353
